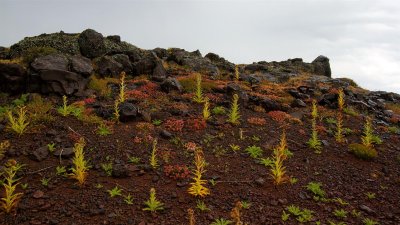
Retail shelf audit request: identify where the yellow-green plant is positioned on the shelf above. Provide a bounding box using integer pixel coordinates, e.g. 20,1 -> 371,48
118,71 -> 126,103
6,106 -> 29,135
227,94 -> 240,125
58,95 -> 71,116
188,148 -> 210,197
335,88 -> 345,142
150,138 -> 159,169
70,138 -> 89,186
262,131 -> 292,185
235,65 -> 240,81
1,160 -> 23,214
361,116 -> 374,147
203,97 -> 211,120
307,100 -> 322,153
113,98 -> 120,123
193,73 -> 204,103
143,188 -> 164,212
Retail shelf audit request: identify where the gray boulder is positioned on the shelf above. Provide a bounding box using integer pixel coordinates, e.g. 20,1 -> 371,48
95,55 -> 124,77
119,102 -> 139,122
69,55 -> 93,77
205,52 -> 235,72
31,53 -> 69,71
167,48 -> 219,76
161,77 -> 183,93
78,29 -> 106,58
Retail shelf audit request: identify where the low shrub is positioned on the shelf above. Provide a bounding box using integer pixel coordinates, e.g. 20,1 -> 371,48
348,143 -> 377,160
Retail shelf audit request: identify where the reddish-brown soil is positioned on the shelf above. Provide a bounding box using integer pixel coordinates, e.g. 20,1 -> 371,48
1,87 -> 400,225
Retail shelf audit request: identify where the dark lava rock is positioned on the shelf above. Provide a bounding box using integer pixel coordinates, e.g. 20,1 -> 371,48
69,55 -> 93,77
205,52 -> 235,72
112,54 -> 133,74
112,164 -> 130,178
119,102 -> 139,122
160,77 -> 183,93
78,29 -> 106,58
31,146 -> 49,162
312,55 -> 331,77
39,70 -> 88,96
0,63 -> 28,94
95,55 -> 123,77
53,147 -> 74,158
291,99 -> 307,108
360,204 -> 375,214
160,130 -> 173,139
151,59 -> 167,81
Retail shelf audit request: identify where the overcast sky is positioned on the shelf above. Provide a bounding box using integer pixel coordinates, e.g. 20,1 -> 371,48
1,0 -> 399,93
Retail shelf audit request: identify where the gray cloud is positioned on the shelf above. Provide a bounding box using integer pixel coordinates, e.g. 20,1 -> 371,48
1,0 -> 399,93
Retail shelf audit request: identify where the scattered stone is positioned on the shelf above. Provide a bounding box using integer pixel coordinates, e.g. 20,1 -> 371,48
0,63 -> 28,94
160,77 -> 183,93
360,204 -> 375,214
33,190 -> 44,199
78,29 -> 106,58
112,164 -> 130,178
160,130 -> 173,139
291,99 -> 307,108
31,146 -> 49,162
118,102 -> 139,122
255,177 -> 265,186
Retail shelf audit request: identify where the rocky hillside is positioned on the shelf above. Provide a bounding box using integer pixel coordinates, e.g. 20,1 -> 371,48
0,29 -> 399,224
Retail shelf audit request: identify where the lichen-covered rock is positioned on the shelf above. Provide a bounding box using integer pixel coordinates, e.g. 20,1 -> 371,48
205,52 -> 235,72
78,29 -> 106,58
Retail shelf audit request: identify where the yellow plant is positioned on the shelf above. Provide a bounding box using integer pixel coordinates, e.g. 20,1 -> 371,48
203,97 -> 211,121
88,75 -> 112,97
188,149 -> 210,197
361,116 -> 373,147
6,106 -> 30,135
70,138 -> 89,186
227,94 -> 240,125
307,100 -> 322,153
0,140 -> 10,159
193,73 -> 204,103
150,138 -> 159,169
113,99 -> 120,123
335,88 -> 345,143
188,208 -> 195,225
143,187 -> 164,212
235,65 -> 240,81
231,201 -> 243,225
266,130 -> 291,185
1,160 -> 23,214
118,71 -> 126,103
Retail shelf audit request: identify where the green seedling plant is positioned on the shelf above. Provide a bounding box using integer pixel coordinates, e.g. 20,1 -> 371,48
240,201 -> 251,209
286,205 -> 314,223
97,123 -> 112,136
363,218 -> 378,225
307,100 -> 322,153
1,160 -> 23,214
227,94 -> 240,125
101,162 -> 113,176
57,95 -> 72,117
210,218 -> 233,225
41,177 -> 50,187
193,73 -> 204,103
212,106 -> 226,115
152,119 -> 162,126
128,156 -> 141,164
150,139 -> 159,169
47,142 -> 56,153
333,209 -> 347,218
365,192 -> 376,199
107,186 -> 122,197
70,138 -> 89,186
306,182 -> 326,201
6,106 -> 30,135
143,188 -> 164,212
245,145 -> 263,159
229,144 -> 240,152
56,166 -> 67,177
124,194 -> 134,205
196,200 -> 210,211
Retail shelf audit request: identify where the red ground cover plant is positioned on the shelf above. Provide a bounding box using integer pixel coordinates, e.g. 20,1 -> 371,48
184,142 -> 197,152
127,81 -> 159,100
164,118 -> 185,132
164,164 -> 190,180
83,98 -> 96,105
267,110 -> 290,123
247,117 -> 267,126
186,117 -> 207,131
